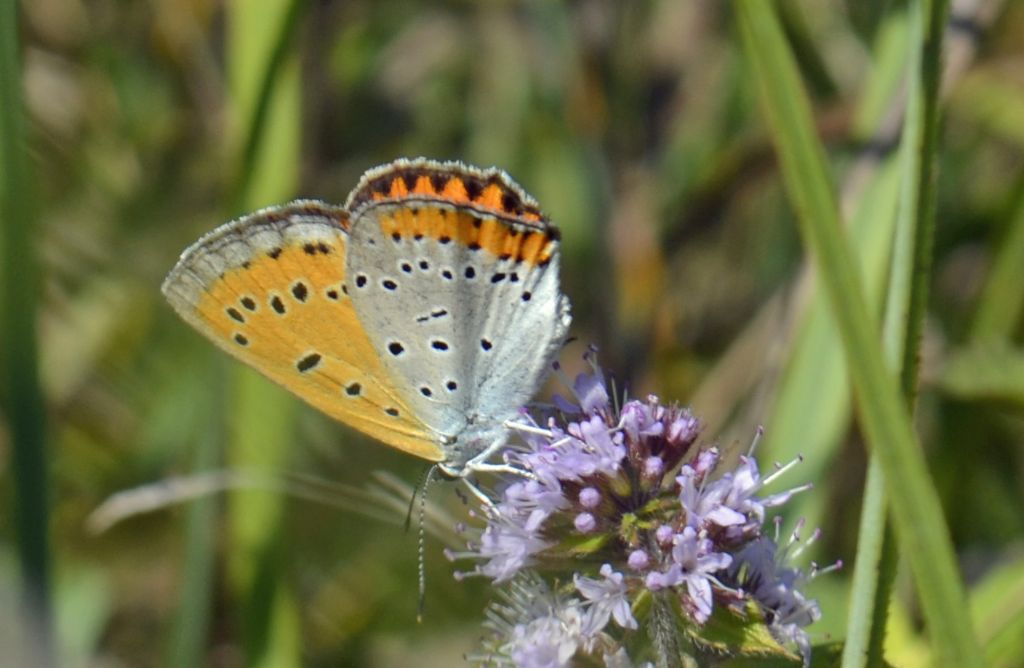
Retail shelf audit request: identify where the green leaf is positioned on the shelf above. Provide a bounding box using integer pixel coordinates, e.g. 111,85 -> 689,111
558,531 -> 614,556
971,553 -> 1024,666
940,342 -> 1024,407
971,183 -> 1024,342
695,601 -> 798,662
724,641 -> 861,667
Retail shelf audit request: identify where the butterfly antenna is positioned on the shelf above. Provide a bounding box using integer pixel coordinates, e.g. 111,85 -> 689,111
405,464 -> 433,532
417,465 -> 437,622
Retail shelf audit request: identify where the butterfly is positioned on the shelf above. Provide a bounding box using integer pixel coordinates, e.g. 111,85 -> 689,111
162,158 -> 572,477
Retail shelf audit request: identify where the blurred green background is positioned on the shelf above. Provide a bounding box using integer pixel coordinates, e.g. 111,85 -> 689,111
2,0 -> 1024,666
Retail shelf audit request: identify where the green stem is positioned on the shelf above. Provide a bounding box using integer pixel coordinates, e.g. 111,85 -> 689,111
0,2 -> 53,663
229,0 -> 308,215
165,355 -> 222,666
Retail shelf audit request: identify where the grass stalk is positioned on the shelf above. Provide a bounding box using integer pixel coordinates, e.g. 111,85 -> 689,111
224,0 -> 305,664
0,2 -> 53,663
844,1 -> 950,665
735,1 -> 982,665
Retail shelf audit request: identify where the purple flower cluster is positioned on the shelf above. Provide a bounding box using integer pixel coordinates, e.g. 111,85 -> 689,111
450,352 -> 826,667
473,573 -> 632,667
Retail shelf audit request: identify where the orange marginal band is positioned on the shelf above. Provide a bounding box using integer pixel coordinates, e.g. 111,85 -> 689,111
375,206 -> 557,267
350,165 -> 546,224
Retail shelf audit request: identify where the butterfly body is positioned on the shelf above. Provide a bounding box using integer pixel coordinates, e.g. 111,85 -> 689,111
163,159 -> 571,475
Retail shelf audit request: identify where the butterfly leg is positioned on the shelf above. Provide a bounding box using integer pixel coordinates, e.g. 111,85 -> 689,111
462,434 -> 536,480
502,420 -> 554,438
459,477 -> 498,513
467,461 -> 537,480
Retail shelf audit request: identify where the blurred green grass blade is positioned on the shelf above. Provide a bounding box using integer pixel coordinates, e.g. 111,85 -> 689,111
55,567 -> 111,667
940,341 -> 1024,406
165,356 -> 222,666
888,0 -> 945,418
777,2 -> 838,100
951,67 -> 1024,150
763,157 -> 901,517
226,0 -> 304,664
734,2 -> 983,666
845,461 -> 897,667
762,5 -> 910,492
971,185 -> 1024,341
851,9 -> 910,139
970,554 -> 1024,666
230,0 -> 307,213
228,369 -> 301,667
846,0 -> 948,664
0,1 -> 53,662
762,1 -> 911,501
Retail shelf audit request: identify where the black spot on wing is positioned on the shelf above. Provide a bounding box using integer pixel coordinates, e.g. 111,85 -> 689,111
296,353 -> 322,372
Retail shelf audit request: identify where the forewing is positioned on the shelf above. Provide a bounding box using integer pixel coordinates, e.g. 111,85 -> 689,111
161,200 -> 444,461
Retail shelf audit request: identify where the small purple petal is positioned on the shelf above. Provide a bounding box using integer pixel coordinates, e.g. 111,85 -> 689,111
685,571 -> 714,623
666,412 -> 700,443
628,549 -> 650,571
574,370 -> 609,413
644,456 -> 664,477
552,393 -> 580,414
645,564 -> 683,590
693,447 -> 719,476
579,487 -> 601,509
575,565 -> 638,633
704,505 -> 747,527
574,512 -> 596,533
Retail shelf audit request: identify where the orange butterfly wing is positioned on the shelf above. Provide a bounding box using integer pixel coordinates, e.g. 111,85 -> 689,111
161,200 -> 445,461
